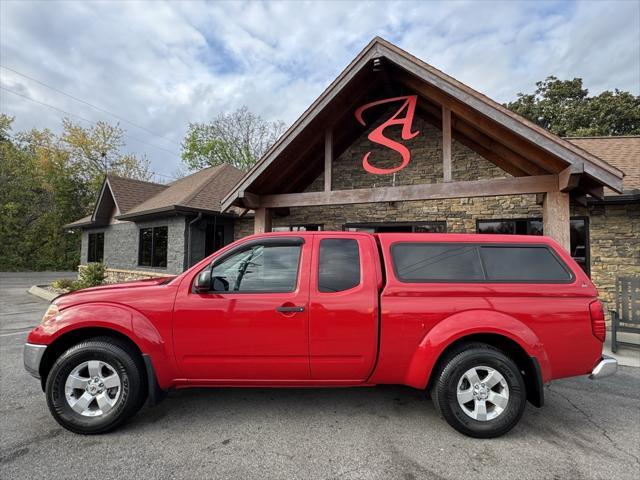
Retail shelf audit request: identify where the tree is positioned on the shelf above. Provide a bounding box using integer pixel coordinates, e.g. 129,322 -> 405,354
60,119 -> 152,192
506,76 -> 640,136
0,115 -> 154,271
181,106 -> 286,171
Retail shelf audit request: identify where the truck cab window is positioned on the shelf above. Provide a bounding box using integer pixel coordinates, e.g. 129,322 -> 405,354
318,238 -> 360,292
210,244 -> 301,292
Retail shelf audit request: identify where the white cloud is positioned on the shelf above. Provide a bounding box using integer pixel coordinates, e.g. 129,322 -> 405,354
1,0 -> 638,179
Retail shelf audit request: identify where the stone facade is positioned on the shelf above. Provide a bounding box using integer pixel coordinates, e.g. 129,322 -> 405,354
233,114 -> 640,319
81,215 -> 188,275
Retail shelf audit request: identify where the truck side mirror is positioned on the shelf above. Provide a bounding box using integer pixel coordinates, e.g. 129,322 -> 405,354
194,269 -> 212,293
212,276 -> 230,292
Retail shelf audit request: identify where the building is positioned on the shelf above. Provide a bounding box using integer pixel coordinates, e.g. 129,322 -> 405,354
64,164 -> 244,282
67,37 -> 639,315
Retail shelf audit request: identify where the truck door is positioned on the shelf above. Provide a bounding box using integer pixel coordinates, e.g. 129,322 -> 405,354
172,236 -> 311,381
308,234 -> 379,381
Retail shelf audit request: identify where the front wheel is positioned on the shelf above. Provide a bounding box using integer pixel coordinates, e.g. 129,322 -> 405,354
430,343 -> 526,438
45,338 -> 146,434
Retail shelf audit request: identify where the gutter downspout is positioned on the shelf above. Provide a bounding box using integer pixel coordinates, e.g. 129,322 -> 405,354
186,213 -> 203,269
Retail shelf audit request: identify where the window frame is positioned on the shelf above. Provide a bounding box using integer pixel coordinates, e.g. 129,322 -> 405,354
390,242 -> 575,284
87,232 -> 104,263
194,237 -> 305,294
138,226 -> 168,268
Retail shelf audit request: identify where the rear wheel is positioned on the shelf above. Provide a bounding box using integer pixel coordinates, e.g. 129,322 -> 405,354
431,343 -> 526,438
45,338 -> 146,434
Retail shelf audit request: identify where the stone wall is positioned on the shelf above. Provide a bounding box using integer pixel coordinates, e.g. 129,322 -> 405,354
81,215 -> 188,275
578,202 -> 640,314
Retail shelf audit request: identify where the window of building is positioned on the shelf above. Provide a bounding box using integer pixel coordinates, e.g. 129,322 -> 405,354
87,232 -> 104,263
205,223 -> 225,256
272,224 -> 323,232
318,239 -> 361,292
343,221 -> 446,233
477,217 -> 589,275
479,246 -> 572,282
138,226 -> 168,268
392,243 -> 484,282
210,244 -> 301,292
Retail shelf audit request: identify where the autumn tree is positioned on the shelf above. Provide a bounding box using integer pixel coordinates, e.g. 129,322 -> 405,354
181,106 -> 286,171
0,115 -> 153,270
506,76 -> 640,137
60,118 -> 152,192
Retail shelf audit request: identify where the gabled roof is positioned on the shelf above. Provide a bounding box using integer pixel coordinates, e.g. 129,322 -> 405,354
106,175 -> 169,214
64,175 -> 167,229
567,136 -> 639,192
222,37 -> 624,210
116,163 -> 244,220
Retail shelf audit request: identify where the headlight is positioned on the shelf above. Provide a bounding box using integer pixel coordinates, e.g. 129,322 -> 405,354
42,304 -> 59,323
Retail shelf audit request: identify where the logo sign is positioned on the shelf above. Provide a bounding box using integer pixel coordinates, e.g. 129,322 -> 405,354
354,95 -> 419,175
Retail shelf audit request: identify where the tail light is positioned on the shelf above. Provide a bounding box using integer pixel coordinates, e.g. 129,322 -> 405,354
589,300 -> 606,342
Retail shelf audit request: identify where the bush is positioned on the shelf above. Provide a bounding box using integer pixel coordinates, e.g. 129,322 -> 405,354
77,262 -> 106,289
51,278 -> 75,290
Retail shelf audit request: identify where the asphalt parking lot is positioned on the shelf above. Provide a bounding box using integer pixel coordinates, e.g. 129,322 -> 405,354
1,272 -> 639,479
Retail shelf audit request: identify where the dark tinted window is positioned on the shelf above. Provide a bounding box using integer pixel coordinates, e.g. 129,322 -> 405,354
87,232 -> 104,262
210,244 -> 301,292
392,244 -> 484,281
139,226 -> 168,268
318,239 -> 360,292
480,246 -> 571,281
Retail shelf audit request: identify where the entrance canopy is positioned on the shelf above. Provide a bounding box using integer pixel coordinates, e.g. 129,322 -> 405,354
221,37 -> 624,247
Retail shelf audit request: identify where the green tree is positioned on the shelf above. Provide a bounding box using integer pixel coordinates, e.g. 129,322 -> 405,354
506,76 -> 640,136
0,115 -> 153,271
182,106 -> 286,171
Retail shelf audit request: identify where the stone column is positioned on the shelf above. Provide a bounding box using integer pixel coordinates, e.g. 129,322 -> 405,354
543,191 -> 570,252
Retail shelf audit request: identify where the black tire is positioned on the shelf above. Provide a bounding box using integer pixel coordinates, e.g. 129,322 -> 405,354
430,343 -> 526,438
45,337 -> 146,434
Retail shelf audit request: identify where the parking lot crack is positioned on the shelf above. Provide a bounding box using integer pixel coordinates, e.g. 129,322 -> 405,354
551,388 -> 640,466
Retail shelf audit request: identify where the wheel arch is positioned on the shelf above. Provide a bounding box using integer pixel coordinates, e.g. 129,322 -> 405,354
426,333 -> 545,408
38,327 -> 144,391
402,310 -> 549,408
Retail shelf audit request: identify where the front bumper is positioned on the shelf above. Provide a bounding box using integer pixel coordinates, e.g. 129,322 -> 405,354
23,343 -> 47,379
589,355 -> 617,380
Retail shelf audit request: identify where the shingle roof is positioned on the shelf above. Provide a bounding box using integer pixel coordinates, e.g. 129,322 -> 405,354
64,215 -> 93,228
117,163 -> 245,219
106,176 -> 168,213
566,136 -> 640,193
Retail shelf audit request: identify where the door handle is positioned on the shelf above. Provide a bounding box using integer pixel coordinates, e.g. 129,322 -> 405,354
276,305 -> 305,313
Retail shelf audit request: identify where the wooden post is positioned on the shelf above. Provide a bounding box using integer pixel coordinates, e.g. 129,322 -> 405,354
543,191 -> 570,251
442,106 -> 452,182
254,207 -> 272,234
324,129 -> 332,192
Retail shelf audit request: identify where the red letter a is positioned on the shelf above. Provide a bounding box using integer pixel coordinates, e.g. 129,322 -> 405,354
354,95 -> 419,175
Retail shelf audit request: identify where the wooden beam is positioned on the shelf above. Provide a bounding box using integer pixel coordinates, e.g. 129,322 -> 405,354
260,174 -> 559,208
254,207 -> 272,234
558,164 -> 583,192
442,106 -> 452,182
543,191 -> 570,251
324,128 -> 332,192
418,107 -> 529,177
239,191 -> 261,209
418,101 -> 548,177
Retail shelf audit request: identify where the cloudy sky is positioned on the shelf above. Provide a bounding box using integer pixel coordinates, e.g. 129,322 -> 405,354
1,0 -> 639,180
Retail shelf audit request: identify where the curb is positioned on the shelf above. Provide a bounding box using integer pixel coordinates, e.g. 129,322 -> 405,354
27,285 -> 59,302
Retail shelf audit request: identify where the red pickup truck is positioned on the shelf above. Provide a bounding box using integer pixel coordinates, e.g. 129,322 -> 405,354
24,232 -> 616,437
